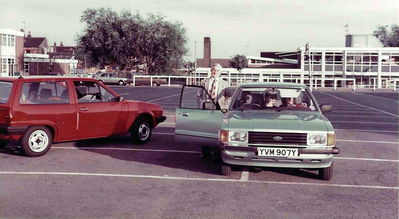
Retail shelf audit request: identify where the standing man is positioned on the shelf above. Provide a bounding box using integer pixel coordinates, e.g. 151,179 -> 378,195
197,63 -> 229,109
197,63 -> 229,159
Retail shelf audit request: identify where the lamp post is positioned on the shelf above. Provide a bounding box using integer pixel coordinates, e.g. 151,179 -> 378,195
305,42 -> 312,90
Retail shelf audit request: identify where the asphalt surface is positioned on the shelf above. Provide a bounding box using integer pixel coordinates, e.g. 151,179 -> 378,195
0,85 -> 398,219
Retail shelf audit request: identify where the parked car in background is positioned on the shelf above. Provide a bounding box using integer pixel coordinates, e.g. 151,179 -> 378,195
175,82 -> 339,180
93,72 -> 128,85
0,76 -> 166,157
127,73 -> 167,86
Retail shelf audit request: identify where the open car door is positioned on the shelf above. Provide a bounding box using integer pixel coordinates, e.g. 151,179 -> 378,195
175,85 -> 224,146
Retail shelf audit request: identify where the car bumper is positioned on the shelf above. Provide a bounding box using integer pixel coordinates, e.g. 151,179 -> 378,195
0,125 -> 27,142
156,116 -> 167,124
220,145 -> 339,169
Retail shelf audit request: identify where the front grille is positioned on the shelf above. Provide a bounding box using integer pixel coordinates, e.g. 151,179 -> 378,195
248,131 -> 307,145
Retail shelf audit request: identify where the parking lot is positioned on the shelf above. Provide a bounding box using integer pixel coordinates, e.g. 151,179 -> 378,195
0,86 -> 398,218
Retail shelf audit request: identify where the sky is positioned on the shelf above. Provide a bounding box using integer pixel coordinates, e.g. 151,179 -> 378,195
1,0 -> 398,60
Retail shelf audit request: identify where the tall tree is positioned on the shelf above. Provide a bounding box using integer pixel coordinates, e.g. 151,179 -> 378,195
373,24 -> 399,47
76,8 -> 187,74
229,54 -> 248,73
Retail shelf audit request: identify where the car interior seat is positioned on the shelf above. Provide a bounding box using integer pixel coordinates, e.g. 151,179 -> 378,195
39,89 -> 52,101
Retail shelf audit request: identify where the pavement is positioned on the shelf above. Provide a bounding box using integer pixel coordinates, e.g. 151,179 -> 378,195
0,86 -> 398,219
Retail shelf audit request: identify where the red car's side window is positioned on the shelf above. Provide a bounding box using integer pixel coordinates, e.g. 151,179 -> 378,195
74,81 -> 116,103
19,81 -> 70,104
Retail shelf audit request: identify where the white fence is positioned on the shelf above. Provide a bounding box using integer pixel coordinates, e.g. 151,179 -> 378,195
130,74 -> 399,91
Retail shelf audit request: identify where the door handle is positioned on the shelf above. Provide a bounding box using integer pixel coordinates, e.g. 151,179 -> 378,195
80,107 -> 89,111
180,112 -> 189,117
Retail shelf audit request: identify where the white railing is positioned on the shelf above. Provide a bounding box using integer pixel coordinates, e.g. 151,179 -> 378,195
129,74 -> 399,91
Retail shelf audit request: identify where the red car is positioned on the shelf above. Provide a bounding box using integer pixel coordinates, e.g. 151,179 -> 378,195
0,76 -> 166,157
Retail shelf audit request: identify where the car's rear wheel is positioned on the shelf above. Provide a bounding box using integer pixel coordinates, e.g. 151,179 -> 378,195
152,82 -> 160,87
319,162 -> 333,180
131,119 -> 152,144
118,80 -> 125,86
21,126 -> 52,157
221,162 -> 232,176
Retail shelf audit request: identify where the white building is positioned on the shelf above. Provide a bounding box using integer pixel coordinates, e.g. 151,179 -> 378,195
0,28 -> 25,76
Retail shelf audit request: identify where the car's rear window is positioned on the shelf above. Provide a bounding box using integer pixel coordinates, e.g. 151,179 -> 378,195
0,81 -> 13,104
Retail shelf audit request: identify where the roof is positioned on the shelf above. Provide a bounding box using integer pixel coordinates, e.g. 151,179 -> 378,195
0,76 -> 97,81
24,37 -> 46,47
240,82 -> 307,89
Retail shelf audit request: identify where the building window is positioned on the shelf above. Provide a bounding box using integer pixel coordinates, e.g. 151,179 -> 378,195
9,35 -> 15,46
24,63 -> 29,74
1,34 -> 7,46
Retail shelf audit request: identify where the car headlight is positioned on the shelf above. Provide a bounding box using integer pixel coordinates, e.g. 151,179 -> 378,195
307,133 -> 327,146
219,130 -> 248,143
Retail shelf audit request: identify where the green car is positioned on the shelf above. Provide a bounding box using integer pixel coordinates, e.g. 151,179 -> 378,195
175,82 -> 339,180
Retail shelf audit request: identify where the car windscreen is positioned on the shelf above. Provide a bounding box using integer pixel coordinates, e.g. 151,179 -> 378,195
0,81 -> 13,104
231,87 -> 317,111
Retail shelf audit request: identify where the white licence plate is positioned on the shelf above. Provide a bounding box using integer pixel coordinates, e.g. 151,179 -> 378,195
257,147 -> 299,158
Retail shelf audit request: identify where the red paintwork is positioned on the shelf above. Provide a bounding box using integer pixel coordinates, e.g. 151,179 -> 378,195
0,76 -> 164,143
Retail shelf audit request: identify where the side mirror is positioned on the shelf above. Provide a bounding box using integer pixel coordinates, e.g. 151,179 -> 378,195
203,101 -> 216,110
320,104 -> 332,112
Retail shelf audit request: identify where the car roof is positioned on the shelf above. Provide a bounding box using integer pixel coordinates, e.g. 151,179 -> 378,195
239,82 -> 308,89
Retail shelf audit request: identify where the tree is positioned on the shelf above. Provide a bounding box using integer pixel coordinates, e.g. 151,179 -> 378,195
229,54 -> 248,72
373,24 -> 399,47
76,8 -> 188,74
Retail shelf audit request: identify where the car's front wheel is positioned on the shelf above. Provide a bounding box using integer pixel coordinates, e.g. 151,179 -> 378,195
131,119 -> 152,144
21,126 -> 52,157
319,162 -> 333,180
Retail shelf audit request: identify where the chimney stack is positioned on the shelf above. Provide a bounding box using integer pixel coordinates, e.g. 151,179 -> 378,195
204,37 -> 211,67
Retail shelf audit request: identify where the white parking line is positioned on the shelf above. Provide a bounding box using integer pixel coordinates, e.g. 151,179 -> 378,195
148,93 -> 181,102
320,92 -> 399,118
52,146 -> 200,154
337,139 -> 398,144
0,171 -> 397,190
335,157 -> 399,163
240,171 -> 249,181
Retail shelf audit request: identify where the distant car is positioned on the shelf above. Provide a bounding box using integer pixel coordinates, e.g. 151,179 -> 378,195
175,82 -> 339,180
0,76 -> 166,157
93,72 -> 128,85
127,74 -> 167,86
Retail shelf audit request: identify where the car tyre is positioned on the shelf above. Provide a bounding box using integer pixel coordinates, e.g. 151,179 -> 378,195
118,80 -> 125,86
221,162 -> 232,176
152,82 -> 160,87
21,126 -> 52,157
319,162 -> 333,180
131,119 -> 152,144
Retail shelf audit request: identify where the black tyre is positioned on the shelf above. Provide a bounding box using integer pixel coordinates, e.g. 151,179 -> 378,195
118,80 -> 125,86
21,126 -> 52,157
152,82 -> 160,87
221,162 -> 232,176
131,119 -> 152,144
319,162 -> 333,180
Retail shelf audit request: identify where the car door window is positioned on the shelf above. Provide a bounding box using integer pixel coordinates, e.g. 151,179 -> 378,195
74,81 -> 116,103
20,81 -> 69,104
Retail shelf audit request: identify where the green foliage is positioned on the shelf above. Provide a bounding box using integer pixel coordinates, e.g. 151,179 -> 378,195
229,54 -> 248,72
373,24 -> 399,47
76,8 -> 188,74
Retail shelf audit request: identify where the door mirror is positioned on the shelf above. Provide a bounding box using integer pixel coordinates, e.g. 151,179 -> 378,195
117,96 -> 124,102
320,104 -> 332,112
